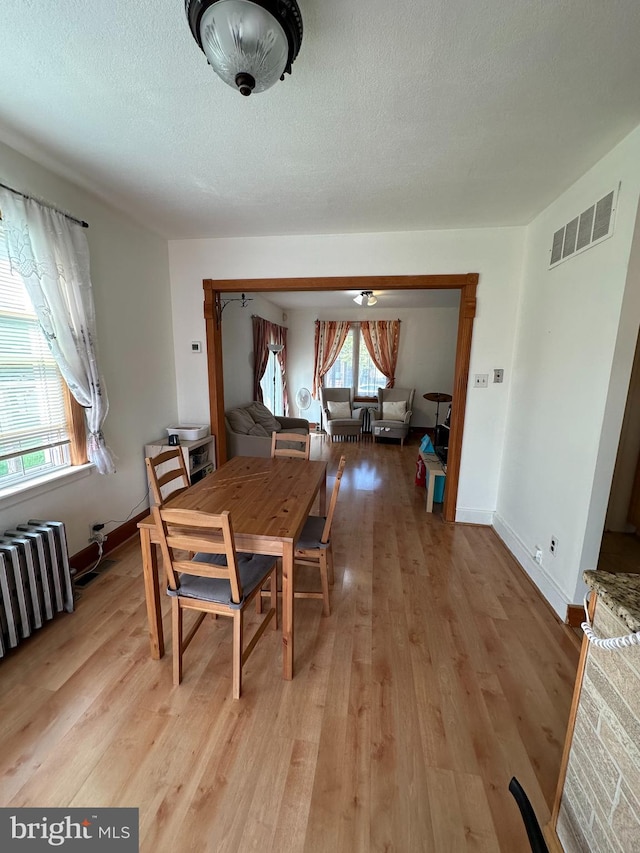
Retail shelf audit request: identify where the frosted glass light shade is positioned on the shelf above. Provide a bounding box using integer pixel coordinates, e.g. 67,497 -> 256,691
354,291 -> 378,307
200,0 -> 288,94
186,0 -> 303,96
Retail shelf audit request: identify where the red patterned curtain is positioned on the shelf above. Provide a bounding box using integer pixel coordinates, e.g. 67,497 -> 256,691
252,316 -> 270,402
252,315 -> 289,413
312,320 -> 352,398
360,320 -> 401,388
274,323 -> 289,416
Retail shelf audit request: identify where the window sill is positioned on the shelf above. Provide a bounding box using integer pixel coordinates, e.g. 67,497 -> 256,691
0,463 -> 94,511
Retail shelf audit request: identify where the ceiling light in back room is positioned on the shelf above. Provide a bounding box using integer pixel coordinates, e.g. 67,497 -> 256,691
185,0 -> 303,96
353,291 -> 378,307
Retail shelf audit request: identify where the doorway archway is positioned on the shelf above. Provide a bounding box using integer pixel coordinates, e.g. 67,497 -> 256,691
203,273 -> 478,522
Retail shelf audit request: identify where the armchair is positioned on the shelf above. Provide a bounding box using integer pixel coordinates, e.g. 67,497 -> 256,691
320,387 -> 364,441
371,388 -> 415,446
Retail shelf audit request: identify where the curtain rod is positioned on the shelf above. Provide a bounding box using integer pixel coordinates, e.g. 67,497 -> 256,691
0,181 -> 89,228
251,313 -> 287,325
315,318 -> 402,322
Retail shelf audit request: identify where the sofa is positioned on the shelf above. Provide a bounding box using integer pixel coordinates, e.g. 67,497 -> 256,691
225,401 -> 310,458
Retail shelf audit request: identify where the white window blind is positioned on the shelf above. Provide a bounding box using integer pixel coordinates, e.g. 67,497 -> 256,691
0,223 -> 71,488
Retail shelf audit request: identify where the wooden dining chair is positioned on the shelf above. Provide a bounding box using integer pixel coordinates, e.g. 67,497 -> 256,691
271,431 -> 311,459
152,505 -> 278,699
294,455 -> 346,616
145,448 -> 190,506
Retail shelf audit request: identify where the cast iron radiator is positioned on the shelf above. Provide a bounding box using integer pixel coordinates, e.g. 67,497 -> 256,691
353,402 -> 376,434
0,520 -> 74,658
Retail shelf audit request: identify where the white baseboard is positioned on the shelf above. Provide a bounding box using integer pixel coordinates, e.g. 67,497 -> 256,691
455,507 -> 494,525
493,513 -> 570,620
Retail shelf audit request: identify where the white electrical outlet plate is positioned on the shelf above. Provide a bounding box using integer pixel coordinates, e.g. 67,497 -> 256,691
493,369 -> 504,383
474,374 -> 488,388
550,536 -> 558,556
191,341 -> 202,353
534,548 -> 543,565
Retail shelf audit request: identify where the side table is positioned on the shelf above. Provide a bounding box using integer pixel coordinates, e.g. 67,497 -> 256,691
419,450 -> 446,513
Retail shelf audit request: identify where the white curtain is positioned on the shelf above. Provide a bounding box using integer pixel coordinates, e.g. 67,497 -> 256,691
0,189 -> 115,473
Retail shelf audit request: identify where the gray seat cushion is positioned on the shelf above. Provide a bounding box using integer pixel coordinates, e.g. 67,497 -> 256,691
277,427 -> 310,450
168,551 -> 276,608
326,418 -> 361,437
374,420 -> 410,430
295,515 -> 329,550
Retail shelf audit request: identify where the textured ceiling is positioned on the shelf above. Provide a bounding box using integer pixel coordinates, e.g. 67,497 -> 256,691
1,1 -> 640,240
255,288 -> 461,310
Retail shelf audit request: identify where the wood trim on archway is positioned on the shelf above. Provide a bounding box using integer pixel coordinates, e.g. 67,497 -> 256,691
203,274 -> 478,522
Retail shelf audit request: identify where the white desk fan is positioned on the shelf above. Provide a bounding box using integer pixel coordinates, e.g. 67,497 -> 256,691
295,387 -> 314,428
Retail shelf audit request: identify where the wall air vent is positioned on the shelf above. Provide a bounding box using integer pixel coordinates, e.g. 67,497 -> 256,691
549,185 -> 619,269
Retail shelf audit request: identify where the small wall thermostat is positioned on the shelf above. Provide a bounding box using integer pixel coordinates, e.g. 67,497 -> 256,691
191,341 -> 202,353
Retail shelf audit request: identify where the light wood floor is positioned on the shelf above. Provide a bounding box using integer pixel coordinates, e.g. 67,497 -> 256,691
0,435 -> 579,851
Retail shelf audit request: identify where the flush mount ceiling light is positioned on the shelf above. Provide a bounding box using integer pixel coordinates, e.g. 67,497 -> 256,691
353,291 -> 378,307
185,0 -> 303,96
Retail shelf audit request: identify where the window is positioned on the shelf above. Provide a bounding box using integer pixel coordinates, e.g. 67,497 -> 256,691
0,225 -> 73,489
324,326 -> 386,395
260,352 -> 284,416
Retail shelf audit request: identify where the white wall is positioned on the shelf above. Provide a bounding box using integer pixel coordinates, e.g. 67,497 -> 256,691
0,141 -> 177,556
495,126 -> 640,616
168,227 -> 525,522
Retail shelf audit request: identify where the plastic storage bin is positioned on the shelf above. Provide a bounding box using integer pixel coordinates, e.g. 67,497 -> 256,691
166,425 -> 209,441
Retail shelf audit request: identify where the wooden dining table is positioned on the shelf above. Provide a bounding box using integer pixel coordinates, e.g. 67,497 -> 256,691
137,454 -> 327,680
